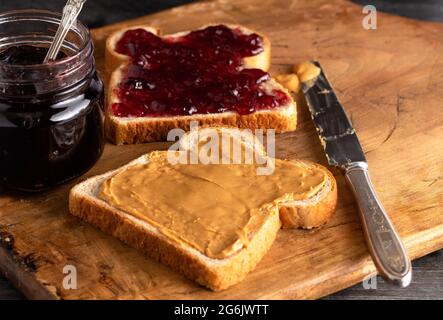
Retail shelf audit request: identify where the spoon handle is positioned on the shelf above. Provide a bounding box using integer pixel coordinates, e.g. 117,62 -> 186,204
44,0 -> 87,63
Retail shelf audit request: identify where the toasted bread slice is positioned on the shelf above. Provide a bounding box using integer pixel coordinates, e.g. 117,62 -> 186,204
105,24 -> 297,144
69,152 -> 282,291
69,128 -> 337,290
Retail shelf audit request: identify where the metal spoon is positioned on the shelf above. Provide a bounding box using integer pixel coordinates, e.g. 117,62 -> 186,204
44,0 -> 87,63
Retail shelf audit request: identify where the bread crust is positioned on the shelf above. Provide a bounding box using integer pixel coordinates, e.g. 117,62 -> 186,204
104,24 -> 296,145
105,106 -> 297,145
279,163 -> 337,229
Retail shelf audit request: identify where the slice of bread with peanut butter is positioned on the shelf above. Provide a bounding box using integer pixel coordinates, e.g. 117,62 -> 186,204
69,128 -> 337,290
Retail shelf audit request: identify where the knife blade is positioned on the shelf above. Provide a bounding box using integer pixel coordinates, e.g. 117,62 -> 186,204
302,61 -> 412,287
301,64 -> 366,167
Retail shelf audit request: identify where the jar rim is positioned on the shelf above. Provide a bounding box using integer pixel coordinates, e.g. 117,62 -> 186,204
0,9 -> 95,97
0,9 -> 91,69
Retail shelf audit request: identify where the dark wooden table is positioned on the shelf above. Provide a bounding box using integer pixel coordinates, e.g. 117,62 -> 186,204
0,0 -> 442,300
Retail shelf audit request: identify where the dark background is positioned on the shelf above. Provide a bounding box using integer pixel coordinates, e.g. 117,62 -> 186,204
0,0 -> 442,300
0,0 -> 443,26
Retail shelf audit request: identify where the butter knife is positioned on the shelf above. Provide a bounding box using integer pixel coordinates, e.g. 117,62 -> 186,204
301,61 -> 412,287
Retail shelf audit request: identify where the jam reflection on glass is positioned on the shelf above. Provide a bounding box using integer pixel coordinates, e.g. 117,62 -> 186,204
0,45 -> 104,192
112,25 -> 289,118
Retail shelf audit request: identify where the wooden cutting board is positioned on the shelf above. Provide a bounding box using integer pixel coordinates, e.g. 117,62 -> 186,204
0,0 -> 442,300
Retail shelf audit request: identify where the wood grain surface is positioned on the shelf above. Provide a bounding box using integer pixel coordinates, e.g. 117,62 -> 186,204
0,0 -> 442,300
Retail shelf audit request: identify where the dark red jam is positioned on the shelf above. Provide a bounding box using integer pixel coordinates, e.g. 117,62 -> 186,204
0,45 -> 104,192
113,25 -> 289,117
0,45 -> 67,65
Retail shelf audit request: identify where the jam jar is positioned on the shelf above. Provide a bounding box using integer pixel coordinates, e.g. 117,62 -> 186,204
0,10 -> 105,191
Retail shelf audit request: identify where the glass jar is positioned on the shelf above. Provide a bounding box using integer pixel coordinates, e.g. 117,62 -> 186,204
0,10 -> 105,192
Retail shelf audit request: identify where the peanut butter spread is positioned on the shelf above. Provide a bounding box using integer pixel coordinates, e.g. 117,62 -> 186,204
275,73 -> 301,93
99,151 -> 326,259
293,61 -> 321,83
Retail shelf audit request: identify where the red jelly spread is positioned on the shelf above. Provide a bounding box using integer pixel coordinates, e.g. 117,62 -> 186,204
113,25 -> 289,117
0,45 -> 66,65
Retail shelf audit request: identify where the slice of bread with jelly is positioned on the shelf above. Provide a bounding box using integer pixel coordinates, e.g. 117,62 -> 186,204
69,127 -> 337,291
105,24 -> 297,144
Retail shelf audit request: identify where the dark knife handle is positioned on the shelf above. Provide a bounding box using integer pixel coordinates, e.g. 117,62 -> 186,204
344,162 -> 412,287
